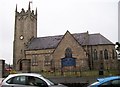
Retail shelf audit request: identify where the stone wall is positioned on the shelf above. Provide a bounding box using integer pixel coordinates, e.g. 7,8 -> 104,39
24,38 -> 117,72
88,45 -> 118,70
118,59 -> 120,74
25,49 -> 54,72
0,60 -> 5,78
52,32 -> 88,71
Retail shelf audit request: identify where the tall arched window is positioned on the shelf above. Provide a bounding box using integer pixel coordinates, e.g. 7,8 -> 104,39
104,49 -> 108,60
65,47 -> 72,58
94,49 -> 98,60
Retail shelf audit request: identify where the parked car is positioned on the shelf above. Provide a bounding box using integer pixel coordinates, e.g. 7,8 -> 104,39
0,73 -> 67,87
88,76 -> 120,87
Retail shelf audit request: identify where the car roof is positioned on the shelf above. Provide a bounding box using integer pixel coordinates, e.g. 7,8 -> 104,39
8,73 -> 43,78
97,76 -> 120,84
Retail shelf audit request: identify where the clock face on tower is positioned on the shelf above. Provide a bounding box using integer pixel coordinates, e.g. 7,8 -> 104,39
19,35 -> 24,40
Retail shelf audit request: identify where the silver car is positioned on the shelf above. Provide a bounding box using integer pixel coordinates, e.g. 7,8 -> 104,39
1,73 -> 67,87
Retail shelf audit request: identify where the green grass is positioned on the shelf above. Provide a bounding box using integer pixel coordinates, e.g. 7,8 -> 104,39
40,69 -> 120,77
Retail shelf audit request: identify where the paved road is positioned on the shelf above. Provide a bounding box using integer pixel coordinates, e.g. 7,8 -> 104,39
48,76 -> 97,84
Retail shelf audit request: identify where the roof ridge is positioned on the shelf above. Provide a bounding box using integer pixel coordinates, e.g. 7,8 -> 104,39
72,32 -> 88,35
37,35 -> 63,38
37,32 -> 89,38
89,33 -> 100,35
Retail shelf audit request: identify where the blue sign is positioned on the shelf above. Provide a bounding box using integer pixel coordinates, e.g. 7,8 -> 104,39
61,57 -> 76,67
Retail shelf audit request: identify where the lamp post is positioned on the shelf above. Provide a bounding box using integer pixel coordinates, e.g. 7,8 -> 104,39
115,42 -> 120,75
116,42 -> 120,54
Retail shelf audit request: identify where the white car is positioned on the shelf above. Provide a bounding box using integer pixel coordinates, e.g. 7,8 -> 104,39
1,73 -> 67,87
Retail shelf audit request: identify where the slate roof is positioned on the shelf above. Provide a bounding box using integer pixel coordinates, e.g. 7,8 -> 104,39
27,32 -> 114,50
88,34 -> 113,45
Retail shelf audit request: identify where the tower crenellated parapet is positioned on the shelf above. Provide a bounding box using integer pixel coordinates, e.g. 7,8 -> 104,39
15,2 -> 37,19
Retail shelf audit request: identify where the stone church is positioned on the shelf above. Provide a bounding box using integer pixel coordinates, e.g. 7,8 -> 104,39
13,3 -> 118,72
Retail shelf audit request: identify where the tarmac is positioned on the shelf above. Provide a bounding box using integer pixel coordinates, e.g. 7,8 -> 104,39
48,76 -> 98,85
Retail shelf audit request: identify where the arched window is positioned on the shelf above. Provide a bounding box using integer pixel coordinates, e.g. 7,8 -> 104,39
104,49 -> 108,60
94,49 -> 98,60
65,47 -> 72,58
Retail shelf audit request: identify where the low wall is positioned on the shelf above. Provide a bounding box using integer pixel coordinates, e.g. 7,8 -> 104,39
0,60 -> 5,78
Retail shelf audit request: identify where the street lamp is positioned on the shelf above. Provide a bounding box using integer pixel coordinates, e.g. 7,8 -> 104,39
116,42 -> 120,54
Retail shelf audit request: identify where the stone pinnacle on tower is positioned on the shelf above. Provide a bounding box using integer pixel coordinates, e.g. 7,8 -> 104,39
35,8 -> 37,16
15,4 -> 17,12
28,1 -> 32,11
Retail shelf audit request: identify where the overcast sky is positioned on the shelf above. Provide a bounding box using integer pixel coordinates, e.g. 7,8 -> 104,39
0,0 -> 119,64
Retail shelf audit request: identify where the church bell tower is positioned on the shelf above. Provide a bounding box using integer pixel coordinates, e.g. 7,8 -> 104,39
13,2 -> 37,70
